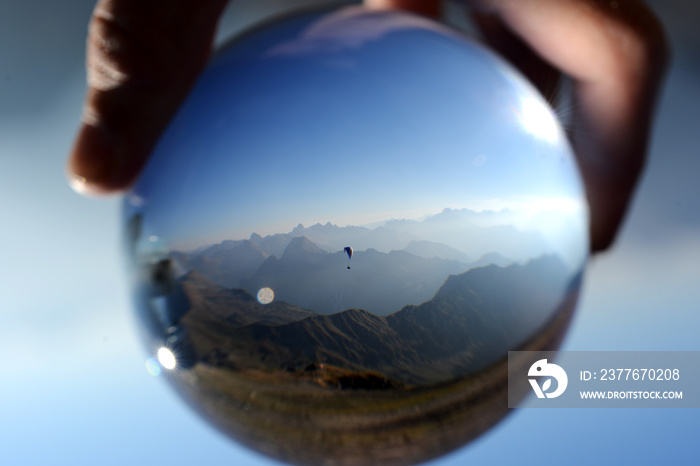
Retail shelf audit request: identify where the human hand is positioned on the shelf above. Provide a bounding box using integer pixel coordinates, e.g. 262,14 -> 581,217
68,0 -> 668,253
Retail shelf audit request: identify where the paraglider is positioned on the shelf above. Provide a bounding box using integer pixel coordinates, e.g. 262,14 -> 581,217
344,246 -> 353,269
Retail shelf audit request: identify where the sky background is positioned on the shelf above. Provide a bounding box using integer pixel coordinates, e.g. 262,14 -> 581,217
1,1 -> 699,465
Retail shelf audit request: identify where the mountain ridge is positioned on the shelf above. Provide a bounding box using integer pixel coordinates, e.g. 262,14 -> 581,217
177,254 -> 576,385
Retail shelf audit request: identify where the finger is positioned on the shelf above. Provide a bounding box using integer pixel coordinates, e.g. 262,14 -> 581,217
68,0 -> 228,196
471,13 -> 561,106
465,0 -> 669,251
364,0 -> 442,17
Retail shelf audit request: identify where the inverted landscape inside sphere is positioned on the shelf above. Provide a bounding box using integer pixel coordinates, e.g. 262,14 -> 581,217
132,206 -> 583,386
123,5 -> 588,466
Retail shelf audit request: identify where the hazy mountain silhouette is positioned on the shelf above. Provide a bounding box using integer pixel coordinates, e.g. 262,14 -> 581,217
382,208 -> 551,262
402,239 -> 472,263
197,208 -> 552,262
179,269 -> 315,328
178,208 -> 557,294
242,236 -> 470,315
184,235 -> 521,316
282,222 -> 418,254
175,207 -> 562,317
187,239 -> 269,288
177,254 -> 577,385
253,233 -> 295,258
467,252 -> 513,269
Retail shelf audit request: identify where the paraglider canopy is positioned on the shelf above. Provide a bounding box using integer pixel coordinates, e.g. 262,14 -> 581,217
344,247 -> 353,269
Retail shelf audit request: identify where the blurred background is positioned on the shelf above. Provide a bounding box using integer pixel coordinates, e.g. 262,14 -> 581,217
1,1 -> 698,464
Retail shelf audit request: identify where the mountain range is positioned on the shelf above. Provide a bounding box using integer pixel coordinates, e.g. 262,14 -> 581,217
177,206 -> 556,267
174,235 -> 510,316
173,254 -> 579,386
171,210 -> 542,315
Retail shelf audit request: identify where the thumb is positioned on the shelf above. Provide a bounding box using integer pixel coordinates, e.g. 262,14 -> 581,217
68,0 -> 228,195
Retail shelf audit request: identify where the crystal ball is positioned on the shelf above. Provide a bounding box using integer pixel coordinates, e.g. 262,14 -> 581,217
124,6 -> 588,466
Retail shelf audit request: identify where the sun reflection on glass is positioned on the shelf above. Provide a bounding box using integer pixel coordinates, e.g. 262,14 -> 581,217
257,287 -> 275,304
145,357 -> 162,376
157,347 -> 177,370
516,95 -> 562,143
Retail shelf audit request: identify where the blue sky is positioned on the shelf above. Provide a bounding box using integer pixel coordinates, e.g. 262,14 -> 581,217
2,1 -> 699,465
127,7 -> 585,269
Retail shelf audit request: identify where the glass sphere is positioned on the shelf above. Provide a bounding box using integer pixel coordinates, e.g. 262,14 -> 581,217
124,6 -> 588,466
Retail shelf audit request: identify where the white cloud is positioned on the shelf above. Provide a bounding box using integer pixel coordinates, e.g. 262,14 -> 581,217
266,6 -> 449,58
